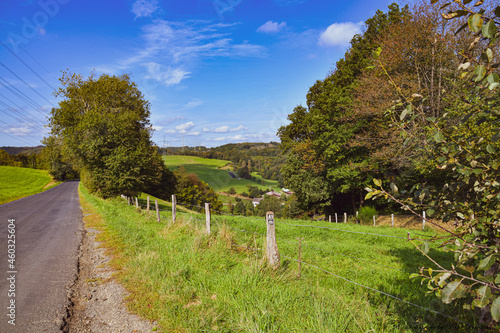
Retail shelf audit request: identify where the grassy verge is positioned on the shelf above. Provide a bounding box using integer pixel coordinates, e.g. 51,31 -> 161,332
0,166 -> 61,204
79,184 -> 476,332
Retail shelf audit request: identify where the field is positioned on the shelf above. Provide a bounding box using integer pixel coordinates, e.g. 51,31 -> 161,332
163,155 -> 280,193
0,166 -> 58,204
79,184 -> 476,332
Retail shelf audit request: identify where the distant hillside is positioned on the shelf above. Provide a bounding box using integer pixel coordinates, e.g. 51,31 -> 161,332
161,142 -> 284,186
1,146 -> 44,155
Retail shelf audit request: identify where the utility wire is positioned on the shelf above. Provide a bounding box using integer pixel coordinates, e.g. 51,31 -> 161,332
0,61 -> 55,108
0,75 -> 46,113
0,40 -> 57,91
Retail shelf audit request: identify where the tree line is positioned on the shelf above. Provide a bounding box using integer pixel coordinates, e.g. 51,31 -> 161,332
279,0 -> 499,326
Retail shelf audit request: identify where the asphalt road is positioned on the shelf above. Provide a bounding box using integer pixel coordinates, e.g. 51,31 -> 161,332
0,181 -> 82,332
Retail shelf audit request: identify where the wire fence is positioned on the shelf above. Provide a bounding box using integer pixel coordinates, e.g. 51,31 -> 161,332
119,194 -> 471,328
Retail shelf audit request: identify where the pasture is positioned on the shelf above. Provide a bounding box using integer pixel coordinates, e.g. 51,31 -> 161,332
163,155 -> 279,193
0,166 -> 57,204
80,183 -> 475,332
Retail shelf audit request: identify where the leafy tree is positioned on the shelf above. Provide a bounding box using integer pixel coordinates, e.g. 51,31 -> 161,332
278,3 -> 410,215
174,167 -> 223,213
228,187 -> 236,195
46,72 -> 170,197
257,195 -> 282,217
367,0 -> 500,327
0,149 -> 14,166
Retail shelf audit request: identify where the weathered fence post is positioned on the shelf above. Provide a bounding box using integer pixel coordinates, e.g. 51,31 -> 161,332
172,194 -> 176,223
373,215 -> 376,227
127,196 -> 130,205
422,211 -> 426,229
147,196 -> 150,215
344,212 -> 347,223
391,213 -> 394,228
329,215 -> 331,223
135,197 -> 139,209
155,200 -> 160,223
356,211 -> 359,224
266,211 -> 280,268
297,237 -> 303,278
335,213 -> 338,223
205,203 -> 211,235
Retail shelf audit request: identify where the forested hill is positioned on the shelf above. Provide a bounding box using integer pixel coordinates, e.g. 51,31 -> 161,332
163,142 -> 284,183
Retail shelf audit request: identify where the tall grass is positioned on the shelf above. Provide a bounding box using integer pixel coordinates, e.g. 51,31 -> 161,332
80,184 -> 476,332
0,166 -> 57,204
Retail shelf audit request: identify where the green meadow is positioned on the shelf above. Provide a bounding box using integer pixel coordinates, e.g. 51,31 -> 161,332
0,166 -> 58,204
163,155 -> 280,194
80,183 -> 476,332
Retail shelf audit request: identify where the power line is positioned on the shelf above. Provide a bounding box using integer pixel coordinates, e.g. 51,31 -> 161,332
0,75 -> 46,113
0,40 -> 57,91
0,61 -> 55,108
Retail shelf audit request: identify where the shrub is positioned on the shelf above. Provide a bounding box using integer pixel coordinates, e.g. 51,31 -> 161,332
359,206 -> 377,225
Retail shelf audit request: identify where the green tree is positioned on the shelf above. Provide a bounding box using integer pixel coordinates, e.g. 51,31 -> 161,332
0,149 -> 14,166
174,167 -> 223,213
257,195 -> 282,217
46,72 -> 169,197
367,0 -> 500,327
278,3 -> 410,215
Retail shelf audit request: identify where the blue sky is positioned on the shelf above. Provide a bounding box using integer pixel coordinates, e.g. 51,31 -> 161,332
0,0 -> 395,148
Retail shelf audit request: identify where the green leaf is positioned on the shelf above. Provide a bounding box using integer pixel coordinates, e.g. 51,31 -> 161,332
482,20 -> 497,39
481,48 -> 493,63
373,178 -> 381,187
400,105 -> 412,121
468,13 -> 483,33
434,131 -> 445,143
487,72 -> 499,84
474,65 -> 486,82
372,47 -> 382,59
491,297 -> 500,321
478,255 -> 495,271
426,208 -> 435,217
486,144 -> 496,153
473,285 -> 492,308
422,242 -> 430,254
365,191 -> 375,200
442,281 -> 465,304
495,6 -> 500,18
390,182 -> 398,193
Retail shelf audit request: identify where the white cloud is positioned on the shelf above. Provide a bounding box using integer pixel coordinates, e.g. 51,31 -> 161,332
144,62 -> 191,86
132,0 -> 159,19
214,125 -> 230,133
5,127 -> 33,136
319,22 -> 363,47
153,125 -> 163,131
186,131 -> 200,136
202,127 -> 210,132
175,121 -> 195,133
165,129 -> 176,134
184,99 -> 203,109
257,21 -> 287,33
230,125 -> 247,132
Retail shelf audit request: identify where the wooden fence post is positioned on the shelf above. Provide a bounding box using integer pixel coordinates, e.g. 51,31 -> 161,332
335,213 -> 338,223
391,213 -> 394,228
356,211 -> 359,224
172,194 -> 176,223
266,211 -> 280,268
205,203 -> 211,235
297,237 -> 303,278
422,211 -> 426,229
344,212 -> 347,223
329,215 -> 331,223
147,196 -> 150,215
373,215 -> 376,227
127,196 -> 130,205
135,197 -> 139,209
155,200 -> 160,223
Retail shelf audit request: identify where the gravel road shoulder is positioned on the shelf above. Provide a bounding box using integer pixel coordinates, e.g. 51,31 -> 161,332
64,222 -> 157,332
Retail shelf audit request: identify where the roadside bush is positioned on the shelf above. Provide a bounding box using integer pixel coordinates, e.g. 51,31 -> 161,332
359,206 -> 377,225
